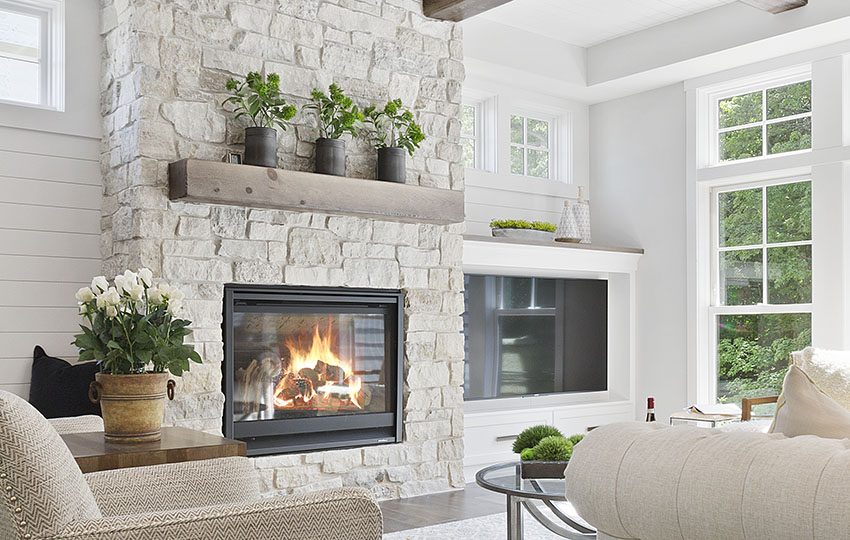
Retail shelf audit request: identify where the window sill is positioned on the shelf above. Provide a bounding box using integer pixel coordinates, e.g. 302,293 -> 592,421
0,97 -> 62,112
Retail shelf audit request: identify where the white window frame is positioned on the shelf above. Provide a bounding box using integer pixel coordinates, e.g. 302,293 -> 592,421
692,64 -> 820,406
699,65 -> 811,169
460,101 -> 482,170
706,176 -> 813,403
462,89 -> 497,173
0,0 -> 64,110
509,112 -> 556,181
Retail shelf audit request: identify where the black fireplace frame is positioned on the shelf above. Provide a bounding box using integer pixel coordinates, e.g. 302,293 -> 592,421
222,284 -> 404,456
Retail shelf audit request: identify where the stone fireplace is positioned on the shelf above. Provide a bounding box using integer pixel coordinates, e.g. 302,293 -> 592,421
99,0 -> 466,498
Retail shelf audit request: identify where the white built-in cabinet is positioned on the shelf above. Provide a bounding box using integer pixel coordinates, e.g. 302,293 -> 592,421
462,236 -> 642,481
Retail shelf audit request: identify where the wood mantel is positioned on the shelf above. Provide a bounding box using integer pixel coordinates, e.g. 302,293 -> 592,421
423,0 -> 514,21
168,159 -> 465,225
739,0 -> 807,14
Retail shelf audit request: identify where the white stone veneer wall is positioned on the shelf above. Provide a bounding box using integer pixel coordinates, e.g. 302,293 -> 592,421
99,0 -> 465,498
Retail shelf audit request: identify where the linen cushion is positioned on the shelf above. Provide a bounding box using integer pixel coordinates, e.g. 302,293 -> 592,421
791,347 -> 850,410
0,390 -> 101,540
564,422 -> 668,539
566,422 -> 850,540
677,430 -> 783,540
29,346 -> 100,418
742,435 -> 850,540
770,365 -> 850,438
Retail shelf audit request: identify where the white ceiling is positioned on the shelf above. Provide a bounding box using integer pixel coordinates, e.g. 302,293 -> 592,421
476,0 -> 739,47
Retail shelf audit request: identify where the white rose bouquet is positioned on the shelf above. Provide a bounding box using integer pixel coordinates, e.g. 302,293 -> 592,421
73,269 -> 201,375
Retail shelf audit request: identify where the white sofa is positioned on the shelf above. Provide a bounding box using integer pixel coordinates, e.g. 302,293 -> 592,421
564,421 -> 850,540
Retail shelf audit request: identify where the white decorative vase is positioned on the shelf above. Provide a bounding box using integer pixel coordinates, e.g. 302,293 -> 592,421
555,201 -> 580,243
555,187 -> 592,244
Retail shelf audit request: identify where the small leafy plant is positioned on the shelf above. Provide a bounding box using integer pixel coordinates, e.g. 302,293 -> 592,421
490,219 -> 557,233
531,436 -> 575,461
363,99 -> 425,156
514,425 -> 584,461
74,269 -> 201,376
305,84 -> 363,139
512,425 -> 564,454
224,72 -> 297,130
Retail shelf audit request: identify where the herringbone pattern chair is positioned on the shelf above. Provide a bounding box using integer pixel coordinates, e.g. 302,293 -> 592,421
0,390 -> 382,540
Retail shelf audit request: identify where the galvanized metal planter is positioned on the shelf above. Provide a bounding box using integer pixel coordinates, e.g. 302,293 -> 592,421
89,373 -> 175,443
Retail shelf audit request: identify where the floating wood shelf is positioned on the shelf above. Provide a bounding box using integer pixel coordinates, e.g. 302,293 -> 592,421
168,159 -> 465,225
463,234 -> 644,255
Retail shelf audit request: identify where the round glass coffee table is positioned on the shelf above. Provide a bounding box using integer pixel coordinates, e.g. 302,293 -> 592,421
476,462 -> 596,540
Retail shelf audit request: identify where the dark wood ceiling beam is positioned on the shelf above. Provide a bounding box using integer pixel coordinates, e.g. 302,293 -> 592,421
739,0 -> 808,14
423,0 -> 514,22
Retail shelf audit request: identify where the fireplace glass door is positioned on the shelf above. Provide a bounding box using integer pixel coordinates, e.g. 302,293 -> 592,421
232,309 -> 390,422
224,285 -> 403,455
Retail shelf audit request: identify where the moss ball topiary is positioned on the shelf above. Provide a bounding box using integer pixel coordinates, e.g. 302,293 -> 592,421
532,436 -> 574,461
520,447 -> 535,461
568,434 -> 585,446
512,425 -> 564,454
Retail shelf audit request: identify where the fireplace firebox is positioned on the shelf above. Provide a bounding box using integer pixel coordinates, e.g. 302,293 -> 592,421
223,285 -> 404,456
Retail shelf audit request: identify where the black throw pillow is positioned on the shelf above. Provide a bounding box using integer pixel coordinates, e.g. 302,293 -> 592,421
28,346 -> 101,418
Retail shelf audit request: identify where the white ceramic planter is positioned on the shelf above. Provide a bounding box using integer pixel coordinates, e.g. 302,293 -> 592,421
491,228 -> 555,242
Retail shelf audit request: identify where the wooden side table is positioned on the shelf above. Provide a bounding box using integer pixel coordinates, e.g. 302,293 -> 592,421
61,426 -> 247,473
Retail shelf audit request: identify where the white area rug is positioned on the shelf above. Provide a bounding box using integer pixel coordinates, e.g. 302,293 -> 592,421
383,512 -> 569,540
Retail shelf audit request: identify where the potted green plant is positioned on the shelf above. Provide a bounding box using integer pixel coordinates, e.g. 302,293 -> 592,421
490,219 -> 557,242
304,84 -> 362,177
363,99 -> 425,183
74,268 -> 201,443
223,72 -> 296,168
513,425 -> 584,479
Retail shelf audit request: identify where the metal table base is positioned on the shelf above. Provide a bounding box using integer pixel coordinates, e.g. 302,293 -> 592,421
477,463 -> 596,540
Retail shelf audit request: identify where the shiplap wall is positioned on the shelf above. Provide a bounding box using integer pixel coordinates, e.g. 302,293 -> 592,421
0,1 -> 102,398
464,169 -> 581,236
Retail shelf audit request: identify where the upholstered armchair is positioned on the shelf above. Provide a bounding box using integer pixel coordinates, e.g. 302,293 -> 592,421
0,391 -> 382,540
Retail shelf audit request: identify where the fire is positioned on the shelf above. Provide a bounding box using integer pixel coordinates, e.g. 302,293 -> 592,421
349,376 -> 363,409
271,321 -> 363,410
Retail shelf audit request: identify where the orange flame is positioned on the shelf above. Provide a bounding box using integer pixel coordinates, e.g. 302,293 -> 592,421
272,322 -> 362,410
284,320 -> 350,375
349,376 -> 363,409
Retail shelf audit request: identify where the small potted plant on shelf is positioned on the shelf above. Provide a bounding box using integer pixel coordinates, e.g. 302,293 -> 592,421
490,219 -> 557,242
73,269 -> 202,443
223,72 -> 296,168
513,425 -> 584,479
363,98 -> 425,183
304,83 -> 363,177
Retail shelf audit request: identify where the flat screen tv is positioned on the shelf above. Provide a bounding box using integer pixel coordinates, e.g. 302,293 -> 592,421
463,274 -> 607,401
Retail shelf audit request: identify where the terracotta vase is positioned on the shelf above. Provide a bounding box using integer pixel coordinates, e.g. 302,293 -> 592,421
89,373 -> 175,443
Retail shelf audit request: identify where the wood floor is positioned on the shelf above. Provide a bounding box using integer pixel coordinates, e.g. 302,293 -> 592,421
380,483 -> 505,533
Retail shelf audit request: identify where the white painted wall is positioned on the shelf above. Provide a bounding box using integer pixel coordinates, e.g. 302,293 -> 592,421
0,1 -> 102,398
589,84 -> 688,421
